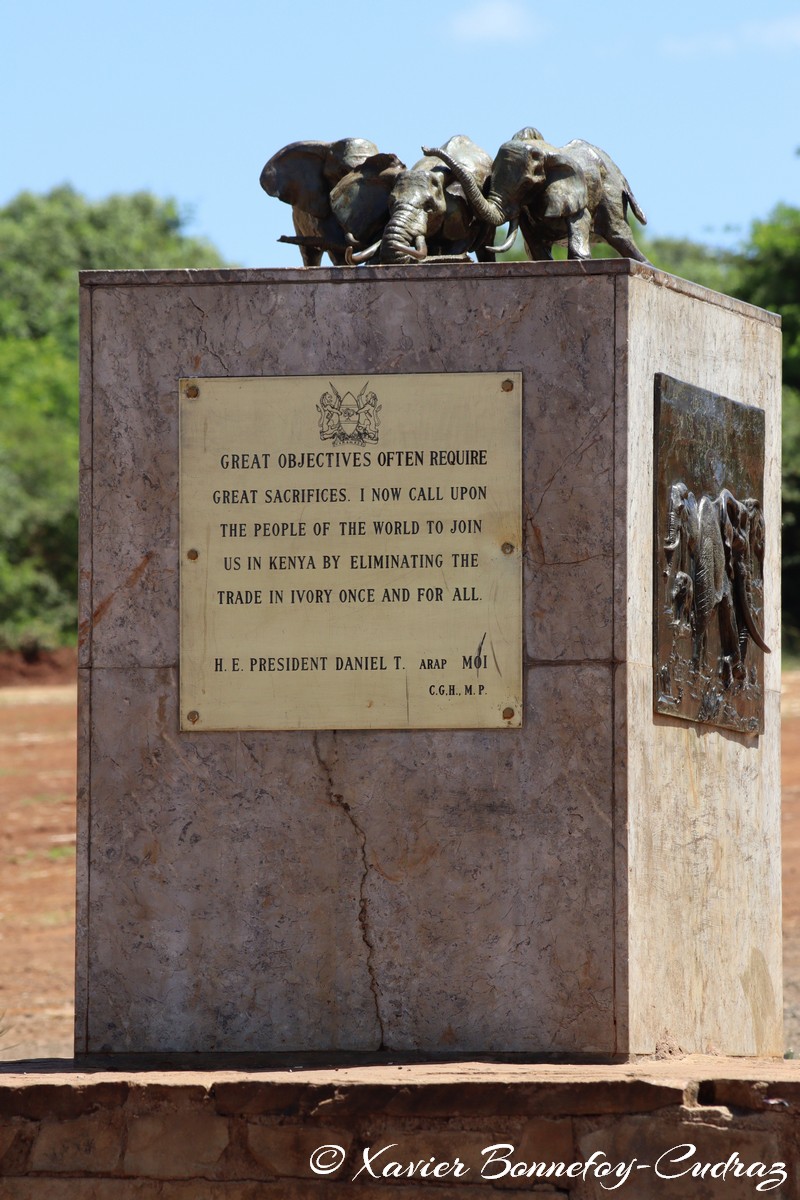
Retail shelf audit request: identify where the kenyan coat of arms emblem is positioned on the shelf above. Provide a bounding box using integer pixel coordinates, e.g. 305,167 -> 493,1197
317,381 -> 380,445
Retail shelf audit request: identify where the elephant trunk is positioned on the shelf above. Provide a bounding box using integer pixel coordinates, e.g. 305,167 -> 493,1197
421,145 -> 508,227
381,203 -> 429,263
664,483 -> 687,570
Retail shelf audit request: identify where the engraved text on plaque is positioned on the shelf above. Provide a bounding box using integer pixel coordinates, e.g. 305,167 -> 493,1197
180,373 -> 522,730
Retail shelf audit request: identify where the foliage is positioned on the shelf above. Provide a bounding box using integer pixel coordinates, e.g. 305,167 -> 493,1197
500,223 -> 737,292
0,186 -> 226,357
0,337 -> 78,649
0,187 -> 228,650
644,235 -> 737,294
731,205 -> 800,646
777,383 -> 800,652
735,205 -> 800,391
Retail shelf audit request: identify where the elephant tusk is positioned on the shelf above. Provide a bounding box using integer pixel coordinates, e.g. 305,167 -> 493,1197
346,239 -> 381,265
734,567 -> 771,655
488,221 -> 519,254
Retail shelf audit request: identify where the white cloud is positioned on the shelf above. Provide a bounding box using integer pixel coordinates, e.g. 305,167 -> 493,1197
663,16 -> 800,56
757,15 -> 800,49
450,0 -> 546,43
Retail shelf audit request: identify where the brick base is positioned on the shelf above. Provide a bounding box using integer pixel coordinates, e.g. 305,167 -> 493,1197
1,1058 -> 798,1196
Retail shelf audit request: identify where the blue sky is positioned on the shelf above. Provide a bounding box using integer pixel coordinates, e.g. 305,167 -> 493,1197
2,0 -> 798,266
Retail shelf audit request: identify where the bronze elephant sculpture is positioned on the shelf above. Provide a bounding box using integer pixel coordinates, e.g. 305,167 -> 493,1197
260,137 -> 406,266
425,127 -> 649,263
346,134 -> 495,265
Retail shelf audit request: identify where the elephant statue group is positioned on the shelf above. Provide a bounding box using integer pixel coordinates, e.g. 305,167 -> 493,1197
261,127 -> 648,266
260,135 -> 494,266
663,481 -> 770,689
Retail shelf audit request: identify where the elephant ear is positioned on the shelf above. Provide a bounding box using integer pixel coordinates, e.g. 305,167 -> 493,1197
444,153 -> 491,204
330,153 -> 406,244
744,498 -> 766,566
537,152 -> 588,220
441,186 -> 474,248
724,491 -> 772,654
260,141 -> 336,218
720,490 -> 750,564
442,171 -> 483,244
324,138 -> 380,186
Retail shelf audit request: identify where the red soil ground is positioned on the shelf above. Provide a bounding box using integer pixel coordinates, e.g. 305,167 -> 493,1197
0,656 -> 77,1060
1,653 -> 799,1060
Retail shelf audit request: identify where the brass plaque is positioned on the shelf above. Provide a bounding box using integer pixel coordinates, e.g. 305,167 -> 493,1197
654,374 -> 768,734
180,374 -> 522,730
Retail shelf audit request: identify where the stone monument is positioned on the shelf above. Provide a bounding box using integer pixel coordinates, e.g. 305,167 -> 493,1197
76,259 -> 781,1057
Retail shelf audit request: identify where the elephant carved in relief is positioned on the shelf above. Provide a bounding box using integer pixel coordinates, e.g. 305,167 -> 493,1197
663,481 -> 769,690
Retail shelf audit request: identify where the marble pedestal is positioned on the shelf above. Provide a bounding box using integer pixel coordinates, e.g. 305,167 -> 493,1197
76,261 -> 782,1057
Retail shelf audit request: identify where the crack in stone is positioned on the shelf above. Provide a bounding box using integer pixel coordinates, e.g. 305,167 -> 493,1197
312,733 -> 386,1048
188,296 -> 230,372
528,405 -> 611,521
523,527 -> 607,568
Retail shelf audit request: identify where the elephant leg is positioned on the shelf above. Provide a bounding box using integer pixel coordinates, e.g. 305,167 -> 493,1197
524,238 -> 554,261
566,209 -> 593,260
671,570 -> 693,632
594,207 -> 649,263
292,211 -> 325,267
519,212 -> 552,262
475,227 -> 497,262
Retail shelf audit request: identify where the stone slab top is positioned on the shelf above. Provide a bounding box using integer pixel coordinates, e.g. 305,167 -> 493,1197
1,1055 -> 797,1087
1,1058 -> 798,1122
77,261 -> 781,327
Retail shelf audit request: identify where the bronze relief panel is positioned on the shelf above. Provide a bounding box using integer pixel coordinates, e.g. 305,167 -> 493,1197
654,374 -> 768,734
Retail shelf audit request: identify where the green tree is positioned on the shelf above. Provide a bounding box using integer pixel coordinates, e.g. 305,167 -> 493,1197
643,235 -> 737,294
734,204 -> 800,647
0,186 -> 226,356
499,225 -> 736,293
0,187 -> 228,649
735,204 -> 800,390
780,386 -> 800,651
0,337 -> 77,649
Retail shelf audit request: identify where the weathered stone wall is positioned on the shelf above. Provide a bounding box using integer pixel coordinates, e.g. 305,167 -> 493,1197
77,262 -> 781,1056
1,1062 -> 798,1196
622,275 -> 783,1054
